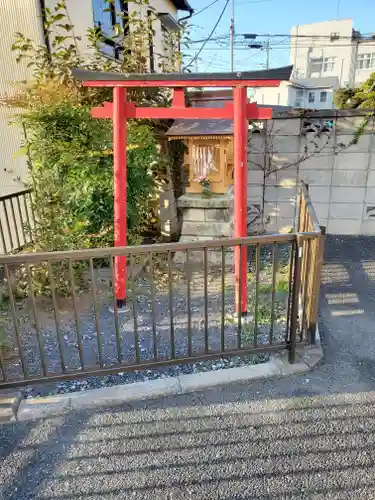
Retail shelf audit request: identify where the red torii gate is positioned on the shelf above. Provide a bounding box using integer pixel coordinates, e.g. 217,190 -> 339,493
72,66 -> 292,313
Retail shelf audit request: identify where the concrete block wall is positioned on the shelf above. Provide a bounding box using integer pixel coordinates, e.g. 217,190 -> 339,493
248,115 -> 375,236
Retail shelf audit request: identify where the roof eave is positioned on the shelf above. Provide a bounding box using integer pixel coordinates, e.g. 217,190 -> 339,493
170,0 -> 193,12
72,65 -> 294,86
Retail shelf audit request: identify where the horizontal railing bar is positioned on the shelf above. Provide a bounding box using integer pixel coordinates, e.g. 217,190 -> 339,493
0,232 -> 320,264
0,189 -> 33,203
0,343 -> 302,389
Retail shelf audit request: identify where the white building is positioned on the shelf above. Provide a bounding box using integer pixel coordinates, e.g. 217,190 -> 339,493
290,19 -> 375,88
252,77 -> 339,109
0,0 -> 192,196
91,0 -> 192,70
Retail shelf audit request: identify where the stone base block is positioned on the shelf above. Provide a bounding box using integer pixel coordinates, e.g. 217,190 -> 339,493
178,194 -> 231,242
174,248 -> 234,267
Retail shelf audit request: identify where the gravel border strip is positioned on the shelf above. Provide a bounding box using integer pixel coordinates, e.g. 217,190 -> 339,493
4,328 -> 323,422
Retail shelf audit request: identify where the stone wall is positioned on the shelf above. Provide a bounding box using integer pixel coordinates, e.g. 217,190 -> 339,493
248,111 -> 375,235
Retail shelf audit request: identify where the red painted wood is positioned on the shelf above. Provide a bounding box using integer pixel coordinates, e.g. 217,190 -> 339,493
92,107 -> 112,118
252,105 -> 273,119
128,104 -> 235,119
172,88 -> 185,108
113,87 -> 127,302
233,86 -> 248,314
91,102 -> 273,120
83,79 -> 282,88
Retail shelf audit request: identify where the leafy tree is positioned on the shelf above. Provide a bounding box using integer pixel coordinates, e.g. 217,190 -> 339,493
334,73 -> 375,109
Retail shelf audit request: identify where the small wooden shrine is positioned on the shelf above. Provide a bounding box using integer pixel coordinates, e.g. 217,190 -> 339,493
166,90 -> 234,195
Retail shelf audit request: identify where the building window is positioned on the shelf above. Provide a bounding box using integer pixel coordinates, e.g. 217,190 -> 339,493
310,56 -> 335,74
308,92 -> 315,103
296,89 -> 303,97
356,53 -> 375,69
92,0 -> 128,59
320,91 -> 327,102
330,32 -> 340,41
92,0 -> 128,37
295,100 -> 302,108
323,57 -> 335,72
310,57 -> 323,74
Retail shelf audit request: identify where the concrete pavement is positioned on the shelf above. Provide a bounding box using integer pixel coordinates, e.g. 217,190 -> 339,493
1,235 -> 375,499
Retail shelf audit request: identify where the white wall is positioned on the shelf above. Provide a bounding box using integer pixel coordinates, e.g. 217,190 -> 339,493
129,0 -> 179,72
353,40 -> 375,87
0,0 -> 44,195
45,0 -> 95,58
290,20 -> 356,87
46,0 -> 180,69
252,83 -> 335,109
252,82 -> 289,106
248,115 -> 375,235
295,87 -> 335,109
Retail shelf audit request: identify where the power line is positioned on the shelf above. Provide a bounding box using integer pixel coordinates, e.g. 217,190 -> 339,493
184,45 -> 375,56
191,0 -> 220,17
183,0 -> 230,71
185,40 -> 375,50
244,33 -> 375,39
188,32 -> 375,44
191,0 -> 271,19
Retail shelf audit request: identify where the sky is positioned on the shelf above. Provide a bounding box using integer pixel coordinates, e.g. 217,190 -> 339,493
183,0 -> 375,72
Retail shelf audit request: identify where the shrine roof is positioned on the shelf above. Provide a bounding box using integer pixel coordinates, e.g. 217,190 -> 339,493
166,92 -> 293,137
166,91 -> 233,136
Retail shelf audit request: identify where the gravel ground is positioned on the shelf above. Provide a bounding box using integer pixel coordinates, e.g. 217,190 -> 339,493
1,245 -> 291,396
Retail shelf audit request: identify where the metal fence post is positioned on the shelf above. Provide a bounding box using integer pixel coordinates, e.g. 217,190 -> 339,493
289,237 -> 302,363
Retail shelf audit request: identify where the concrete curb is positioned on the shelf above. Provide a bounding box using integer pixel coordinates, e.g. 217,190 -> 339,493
0,392 -> 22,423
10,328 -> 323,422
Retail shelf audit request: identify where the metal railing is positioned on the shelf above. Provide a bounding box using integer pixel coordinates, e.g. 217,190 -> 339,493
0,189 -> 35,254
0,185 -> 323,388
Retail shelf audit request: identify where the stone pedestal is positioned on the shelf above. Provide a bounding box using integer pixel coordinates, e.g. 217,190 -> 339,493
178,194 -> 232,241
176,193 -> 234,266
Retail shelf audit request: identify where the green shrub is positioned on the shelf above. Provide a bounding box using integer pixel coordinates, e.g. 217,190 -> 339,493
23,100 -> 157,250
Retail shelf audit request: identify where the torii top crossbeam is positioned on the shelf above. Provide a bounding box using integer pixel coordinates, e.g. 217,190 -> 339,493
72,66 -> 293,312
73,66 -> 293,87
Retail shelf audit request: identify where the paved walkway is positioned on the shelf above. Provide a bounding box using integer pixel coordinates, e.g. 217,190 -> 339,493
1,236 -> 375,500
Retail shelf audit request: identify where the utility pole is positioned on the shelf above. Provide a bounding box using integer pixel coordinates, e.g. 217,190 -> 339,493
246,35 -> 271,69
265,39 -> 270,69
229,0 -> 234,71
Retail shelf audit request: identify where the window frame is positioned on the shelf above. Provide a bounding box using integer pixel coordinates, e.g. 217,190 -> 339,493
356,53 -> 375,70
310,57 -> 323,74
92,0 -> 128,60
323,56 -> 335,72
